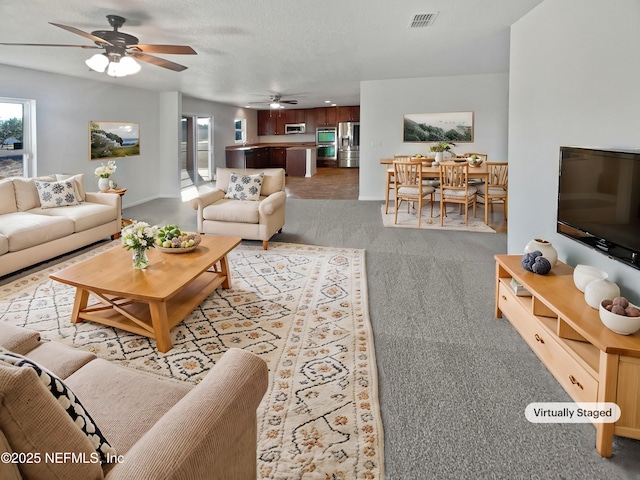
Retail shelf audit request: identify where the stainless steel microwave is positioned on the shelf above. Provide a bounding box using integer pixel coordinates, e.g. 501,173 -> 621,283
285,123 -> 306,134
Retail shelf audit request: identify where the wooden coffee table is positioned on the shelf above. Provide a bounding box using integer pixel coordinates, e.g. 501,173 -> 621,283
50,235 -> 241,353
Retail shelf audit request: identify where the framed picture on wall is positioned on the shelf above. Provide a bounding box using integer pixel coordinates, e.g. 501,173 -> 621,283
403,111 -> 473,143
90,121 -> 140,160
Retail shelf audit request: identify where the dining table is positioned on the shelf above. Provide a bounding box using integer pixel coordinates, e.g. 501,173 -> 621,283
380,158 -> 490,225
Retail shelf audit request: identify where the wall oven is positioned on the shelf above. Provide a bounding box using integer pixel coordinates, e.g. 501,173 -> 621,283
316,127 -> 337,163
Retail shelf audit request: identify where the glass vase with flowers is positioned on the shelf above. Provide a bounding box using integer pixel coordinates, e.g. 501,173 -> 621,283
121,221 -> 159,269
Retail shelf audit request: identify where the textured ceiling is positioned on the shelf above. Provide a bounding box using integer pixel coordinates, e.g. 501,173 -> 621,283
0,0 -> 542,109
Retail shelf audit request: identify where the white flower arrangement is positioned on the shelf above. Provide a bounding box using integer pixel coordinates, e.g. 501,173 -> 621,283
121,221 -> 159,251
94,160 -> 117,178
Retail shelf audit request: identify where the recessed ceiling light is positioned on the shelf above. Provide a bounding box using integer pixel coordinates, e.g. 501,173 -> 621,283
331,104 -> 337,107
325,100 -> 331,104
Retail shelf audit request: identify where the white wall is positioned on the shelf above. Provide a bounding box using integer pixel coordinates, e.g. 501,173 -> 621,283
359,73 -> 509,200
0,64 -> 162,207
0,65 -> 253,206
509,0 -> 640,302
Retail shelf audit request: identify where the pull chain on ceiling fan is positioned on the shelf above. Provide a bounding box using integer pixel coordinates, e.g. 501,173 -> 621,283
0,14 -> 197,77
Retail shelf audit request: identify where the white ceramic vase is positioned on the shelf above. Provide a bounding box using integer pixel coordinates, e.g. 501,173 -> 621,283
98,177 -> 110,192
584,279 -> 620,309
524,238 -> 558,267
434,152 -> 444,164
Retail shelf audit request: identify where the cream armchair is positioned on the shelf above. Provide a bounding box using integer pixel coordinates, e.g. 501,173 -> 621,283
190,168 -> 286,249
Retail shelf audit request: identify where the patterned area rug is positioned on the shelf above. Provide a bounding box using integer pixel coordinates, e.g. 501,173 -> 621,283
0,241 -> 384,480
381,203 -> 496,233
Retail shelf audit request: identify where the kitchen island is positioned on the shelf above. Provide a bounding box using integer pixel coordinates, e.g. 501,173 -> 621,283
225,143 -> 316,176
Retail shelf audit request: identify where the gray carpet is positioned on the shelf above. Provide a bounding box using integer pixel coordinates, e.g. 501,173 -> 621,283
4,197 -> 639,479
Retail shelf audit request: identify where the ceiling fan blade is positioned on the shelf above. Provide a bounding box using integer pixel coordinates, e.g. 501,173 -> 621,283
130,52 -> 188,72
130,44 -> 197,55
49,22 -> 114,46
281,100 -> 298,105
0,42 -> 99,49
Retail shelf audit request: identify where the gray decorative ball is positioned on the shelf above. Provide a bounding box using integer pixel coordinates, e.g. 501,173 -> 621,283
531,256 -> 552,275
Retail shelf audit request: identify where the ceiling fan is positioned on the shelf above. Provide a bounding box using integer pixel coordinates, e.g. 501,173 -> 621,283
0,15 -> 197,77
250,94 -> 299,109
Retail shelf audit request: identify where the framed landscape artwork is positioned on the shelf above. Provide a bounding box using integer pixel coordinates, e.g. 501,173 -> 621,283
90,121 -> 140,160
403,111 -> 474,143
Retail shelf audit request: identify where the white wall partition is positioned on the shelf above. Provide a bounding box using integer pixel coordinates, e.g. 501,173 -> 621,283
509,0 -> 640,301
358,73 -> 509,201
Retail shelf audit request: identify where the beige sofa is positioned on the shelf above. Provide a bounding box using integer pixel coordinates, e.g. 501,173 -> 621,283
0,175 -> 121,278
0,322 -> 268,480
190,168 -> 286,249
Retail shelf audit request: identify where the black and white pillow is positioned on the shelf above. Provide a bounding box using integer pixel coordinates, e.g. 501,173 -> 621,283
225,172 -> 264,201
34,180 -> 79,208
0,351 -> 117,464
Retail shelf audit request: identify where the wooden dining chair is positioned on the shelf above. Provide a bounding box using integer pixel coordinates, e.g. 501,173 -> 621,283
393,159 -> 435,228
477,161 -> 508,219
385,155 -> 411,214
439,161 -> 477,226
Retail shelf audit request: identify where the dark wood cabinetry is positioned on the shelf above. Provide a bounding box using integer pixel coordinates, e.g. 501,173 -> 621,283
270,147 -> 286,168
315,107 -> 338,127
257,110 -> 275,136
257,106 -> 357,136
249,147 -> 271,168
337,106 -> 360,122
257,110 -> 286,136
305,109 -> 317,133
226,145 -> 311,170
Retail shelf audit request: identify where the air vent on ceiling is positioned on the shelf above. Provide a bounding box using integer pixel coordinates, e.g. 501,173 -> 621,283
409,12 -> 439,28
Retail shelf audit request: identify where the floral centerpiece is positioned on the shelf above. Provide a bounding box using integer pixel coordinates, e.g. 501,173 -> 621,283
429,142 -> 455,153
429,142 -> 455,164
121,221 -> 159,269
94,160 -> 117,192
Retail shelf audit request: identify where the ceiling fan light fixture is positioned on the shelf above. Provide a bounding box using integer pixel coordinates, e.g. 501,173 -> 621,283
85,53 -> 109,73
270,101 -> 281,109
105,55 -> 141,77
119,56 -> 141,75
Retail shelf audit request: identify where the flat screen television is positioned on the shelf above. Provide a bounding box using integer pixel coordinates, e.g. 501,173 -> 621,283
557,146 -> 640,270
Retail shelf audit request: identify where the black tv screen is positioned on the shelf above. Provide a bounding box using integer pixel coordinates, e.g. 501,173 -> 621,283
557,146 -> 640,270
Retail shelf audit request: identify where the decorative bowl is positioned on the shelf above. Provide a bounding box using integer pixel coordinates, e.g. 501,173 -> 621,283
599,301 -> 640,335
156,233 -> 201,254
573,264 -> 608,292
468,158 -> 484,167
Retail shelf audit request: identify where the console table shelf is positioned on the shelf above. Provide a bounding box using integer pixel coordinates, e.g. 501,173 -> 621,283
494,254 -> 640,457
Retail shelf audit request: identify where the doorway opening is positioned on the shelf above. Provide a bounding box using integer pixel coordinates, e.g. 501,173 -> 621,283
181,116 -> 212,190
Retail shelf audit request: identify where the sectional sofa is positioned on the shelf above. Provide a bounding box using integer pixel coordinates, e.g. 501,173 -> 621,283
0,322 -> 268,479
0,174 -> 121,277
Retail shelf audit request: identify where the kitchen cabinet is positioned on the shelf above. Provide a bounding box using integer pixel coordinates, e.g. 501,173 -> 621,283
337,106 -> 360,122
251,147 -> 271,168
270,147 -> 286,168
226,147 -> 271,169
283,109 -> 306,124
305,109 -> 317,133
315,107 -> 338,127
257,110 -> 275,136
257,110 -> 286,135
495,254 -> 640,458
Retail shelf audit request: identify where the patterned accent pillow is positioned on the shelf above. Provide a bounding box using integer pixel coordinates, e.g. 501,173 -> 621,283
0,351 -> 117,464
34,180 -> 79,208
225,172 -> 264,201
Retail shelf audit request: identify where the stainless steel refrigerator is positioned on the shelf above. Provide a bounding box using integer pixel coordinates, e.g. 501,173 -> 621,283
337,122 -> 359,168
